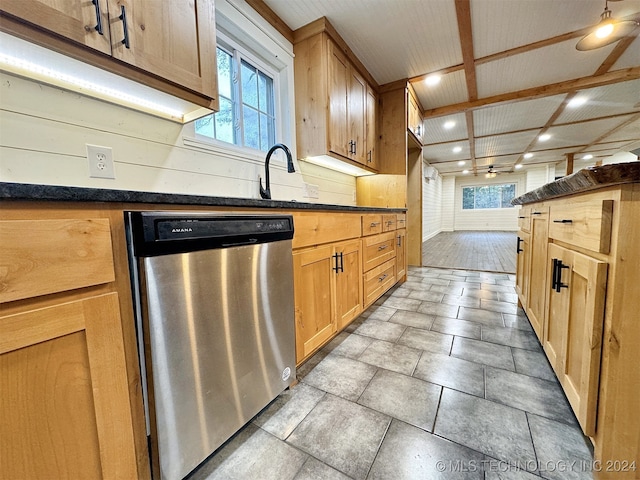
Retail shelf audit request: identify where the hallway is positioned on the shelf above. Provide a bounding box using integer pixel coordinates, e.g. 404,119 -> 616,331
191,266 -> 593,480
422,231 -> 517,274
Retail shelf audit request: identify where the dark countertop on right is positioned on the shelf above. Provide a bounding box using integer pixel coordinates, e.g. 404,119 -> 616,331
512,162 -> 640,205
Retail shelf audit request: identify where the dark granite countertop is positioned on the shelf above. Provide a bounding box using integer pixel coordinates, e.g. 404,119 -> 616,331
0,182 -> 406,213
512,162 -> 640,205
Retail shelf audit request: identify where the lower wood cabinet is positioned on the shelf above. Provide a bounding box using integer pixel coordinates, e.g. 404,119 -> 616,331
0,213 -> 142,479
1,294 -> 137,479
526,206 -> 549,340
293,239 -> 363,364
515,231 -> 530,307
396,229 -> 407,281
545,243 -> 607,436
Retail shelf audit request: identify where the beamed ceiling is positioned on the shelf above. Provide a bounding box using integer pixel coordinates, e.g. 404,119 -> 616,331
248,0 -> 640,177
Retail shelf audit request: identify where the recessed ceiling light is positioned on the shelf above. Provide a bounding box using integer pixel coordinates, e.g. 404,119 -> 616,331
458,160 -> 465,166
524,153 -> 533,159
515,164 -> 523,169
539,133 -> 551,142
462,169 -> 469,174
425,74 -> 441,87
568,96 -> 588,108
583,154 -> 594,160
444,120 -> 456,129
453,146 -> 462,153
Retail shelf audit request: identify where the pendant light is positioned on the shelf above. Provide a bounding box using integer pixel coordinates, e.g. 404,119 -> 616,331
576,0 -> 639,51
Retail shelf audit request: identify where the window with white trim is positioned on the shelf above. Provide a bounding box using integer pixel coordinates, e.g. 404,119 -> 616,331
462,183 -> 516,209
195,37 -> 277,152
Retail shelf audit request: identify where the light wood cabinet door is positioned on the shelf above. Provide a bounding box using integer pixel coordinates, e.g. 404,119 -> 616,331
334,239 -> 363,330
395,229 -> 407,281
366,85 -> 378,170
545,243 -> 607,436
293,245 -> 336,363
1,0 -> 112,54
0,293 -> 138,479
408,92 -> 423,142
349,67 -> 367,164
515,231 -> 530,308
526,207 -> 549,340
328,42 -> 350,159
107,0 -> 217,100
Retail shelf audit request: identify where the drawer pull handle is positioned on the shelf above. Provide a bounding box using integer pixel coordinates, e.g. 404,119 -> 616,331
378,245 -> 388,251
370,222 -> 380,227
518,216 -> 526,219
553,219 -> 573,223
378,273 -> 388,282
532,211 -> 542,215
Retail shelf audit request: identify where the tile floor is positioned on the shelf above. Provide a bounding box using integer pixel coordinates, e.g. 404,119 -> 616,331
190,267 -> 594,480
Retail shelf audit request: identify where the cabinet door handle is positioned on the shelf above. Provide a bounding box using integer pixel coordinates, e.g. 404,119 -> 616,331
378,273 -> 388,282
516,236 -> 523,254
332,253 -> 340,273
353,140 -> 356,155
552,258 -> 570,293
397,235 -> 402,247
119,5 -> 130,49
339,252 -> 344,273
552,258 -> 559,291
553,219 -> 573,223
92,0 -> 104,35
367,150 -> 372,163
378,244 -> 388,251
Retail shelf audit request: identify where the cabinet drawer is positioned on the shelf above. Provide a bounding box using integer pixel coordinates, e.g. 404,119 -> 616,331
293,212 -> 362,248
362,231 -> 396,272
548,200 -> 613,254
382,214 -> 397,232
363,258 -> 396,308
362,214 -> 383,236
518,207 -> 531,232
0,219 -> 115,303
396,214 -> 406,230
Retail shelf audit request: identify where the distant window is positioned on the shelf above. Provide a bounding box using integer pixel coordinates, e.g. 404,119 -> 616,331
462,184 -> 516,209
195,41 -> 276,152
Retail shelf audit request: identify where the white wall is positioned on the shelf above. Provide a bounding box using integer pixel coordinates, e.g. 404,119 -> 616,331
441,176 -> 456,232
0,0 -> 357,205
422,165 -> 443,241
525,165 -> 555,192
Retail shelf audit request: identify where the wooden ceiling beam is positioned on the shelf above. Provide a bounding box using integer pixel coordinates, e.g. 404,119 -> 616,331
423,66 -> 640,118
454,0 -> 478,101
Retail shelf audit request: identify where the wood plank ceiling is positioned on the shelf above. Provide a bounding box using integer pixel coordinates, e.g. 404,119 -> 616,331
256,0 -> 640,176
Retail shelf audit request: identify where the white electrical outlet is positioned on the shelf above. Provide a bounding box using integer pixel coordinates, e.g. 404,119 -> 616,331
87,144 -> 115,179
302,182 -> 320,199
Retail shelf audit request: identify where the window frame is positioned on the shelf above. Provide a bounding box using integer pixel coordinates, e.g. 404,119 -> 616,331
193,30 -> 282,155
461,183 -> 517,210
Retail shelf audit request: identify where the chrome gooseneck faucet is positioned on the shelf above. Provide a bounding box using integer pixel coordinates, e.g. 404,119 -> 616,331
259,143 -> 295,199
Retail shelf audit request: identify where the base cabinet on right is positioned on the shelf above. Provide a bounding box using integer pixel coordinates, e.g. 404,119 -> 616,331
544,243 -> 607,437
515,182 -> 640,479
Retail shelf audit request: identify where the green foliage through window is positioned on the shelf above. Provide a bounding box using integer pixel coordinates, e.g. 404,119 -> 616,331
195,45 -> 276,152
462,184 -> 516,210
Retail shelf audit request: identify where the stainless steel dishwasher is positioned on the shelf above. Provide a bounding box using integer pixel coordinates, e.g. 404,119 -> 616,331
125,211 -> 296,480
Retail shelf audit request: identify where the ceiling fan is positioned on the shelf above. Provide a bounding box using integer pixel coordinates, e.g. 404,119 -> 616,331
485,165 -> 512,178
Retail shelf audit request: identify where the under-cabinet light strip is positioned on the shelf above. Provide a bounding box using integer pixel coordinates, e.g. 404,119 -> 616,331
0,52 -> 185,120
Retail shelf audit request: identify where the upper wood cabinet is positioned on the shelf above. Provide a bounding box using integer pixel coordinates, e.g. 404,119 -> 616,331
407,88 -> 423,143
366,85 -> 379,170
294,29 -> 377,172
0,0 -> 219,112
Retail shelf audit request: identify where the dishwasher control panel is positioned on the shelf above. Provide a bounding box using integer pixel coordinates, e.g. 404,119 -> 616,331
126,211 -> 294,257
